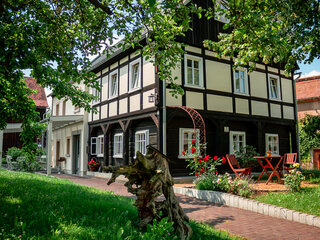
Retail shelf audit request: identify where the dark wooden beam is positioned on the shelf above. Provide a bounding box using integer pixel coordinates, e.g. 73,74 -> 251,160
150,113 -> 159,129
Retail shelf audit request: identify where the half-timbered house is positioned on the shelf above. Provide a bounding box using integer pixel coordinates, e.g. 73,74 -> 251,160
88,0 -> 298,176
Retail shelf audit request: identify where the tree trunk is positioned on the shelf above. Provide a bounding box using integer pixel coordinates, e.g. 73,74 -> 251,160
103,146 -> 192,240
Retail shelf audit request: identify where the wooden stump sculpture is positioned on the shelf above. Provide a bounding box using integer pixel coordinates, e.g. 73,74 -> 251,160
102,146 -> 192,240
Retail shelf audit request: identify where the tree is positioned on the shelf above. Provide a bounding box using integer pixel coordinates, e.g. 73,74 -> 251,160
299,115 -> 320,161
205,0 -> 320,74
0,0 -> 195,160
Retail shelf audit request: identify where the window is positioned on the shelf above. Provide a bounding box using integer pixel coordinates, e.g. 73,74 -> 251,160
265,133 -> 279,155
62,100 -> 66,116
233,68 -> 248,94
91,135 -> 104,156
135,130 -> 149,156
109,70 -> 118,98
229,131 -> 246,154
97,135 -> 104,157
92,87 -> 100,104
56,103 -> 60,116
74,105 -> 80,113
129,59 -> 141,91
184,55 -> 203,88
66,138 -> 70,155
91,137 -> 97,155
179,128 -> 200,158
113,133 -> 123,158
268,74 -> 281,100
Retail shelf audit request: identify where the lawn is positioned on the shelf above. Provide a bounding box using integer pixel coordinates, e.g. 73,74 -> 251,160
0,169 -> 244,240
255,169 -> 320,217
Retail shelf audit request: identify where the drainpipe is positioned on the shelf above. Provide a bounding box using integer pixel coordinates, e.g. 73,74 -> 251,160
162,78 -> 167,155
293,72 -> 301,161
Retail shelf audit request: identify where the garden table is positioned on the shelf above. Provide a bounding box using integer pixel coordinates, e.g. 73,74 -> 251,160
254,156 -> 283,185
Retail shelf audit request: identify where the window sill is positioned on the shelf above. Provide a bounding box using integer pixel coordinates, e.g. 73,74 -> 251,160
128,87 -> 141,94
97,154 -> 104,157
269,97 -> 282,102
234,92 -> 249,96
108,95 -> 118,101
184,84 -> 205,90
178,155 -> 192,159
113,155 -> 123,158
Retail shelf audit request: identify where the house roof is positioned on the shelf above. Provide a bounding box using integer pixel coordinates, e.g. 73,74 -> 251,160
296,75 -> 320,102
25,77 -> 49,108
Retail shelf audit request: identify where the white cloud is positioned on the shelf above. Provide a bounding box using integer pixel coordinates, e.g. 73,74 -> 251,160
301,70 -> 320,78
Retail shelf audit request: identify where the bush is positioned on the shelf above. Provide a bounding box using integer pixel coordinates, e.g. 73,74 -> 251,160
284,163 -> 305,192
6,147 -> 26,161
234,145 -> 259,168
231,177 -> 254,198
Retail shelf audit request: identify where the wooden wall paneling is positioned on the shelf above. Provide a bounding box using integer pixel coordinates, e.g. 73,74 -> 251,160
140,55 -> 144,110
202,49 -> 208,112
265,65 -> 271,117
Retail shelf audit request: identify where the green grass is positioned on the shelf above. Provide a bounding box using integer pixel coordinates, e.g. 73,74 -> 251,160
255,172 -> 320,217
0,169 -> 244,240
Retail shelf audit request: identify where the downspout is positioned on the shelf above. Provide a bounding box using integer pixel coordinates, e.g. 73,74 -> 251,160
162,78 -> 167,155
293,72 -> 302,161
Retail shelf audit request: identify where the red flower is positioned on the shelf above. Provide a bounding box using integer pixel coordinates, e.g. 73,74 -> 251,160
200,168 -> 204,173
195,172 -> 199,177
205,155 -> 210,161
198,159 -> 202,164
191,147 -> 196,154
216,171 -> 218,175
97,162 -> 100,165
222,156 -> 226,164
182,151 -> 185,156
203,158 -> 208,162
191,140 -> 196,145
213,156 -> 218,160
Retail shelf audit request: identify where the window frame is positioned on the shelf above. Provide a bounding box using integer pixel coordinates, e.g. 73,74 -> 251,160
268,74 -> 281,100
129,58 -> 141,92
92,87 -> 100,104
97,135 -> 104,157
109,69 -> 118,99
91,137 -> 97,155
184,54 -> 204,89
178,128 -> 200,158
134,130 -> 149,157
229,131 -> 246,154
113,133 -> 123,158
265,133 -> 280,156
233,68 -> 249,95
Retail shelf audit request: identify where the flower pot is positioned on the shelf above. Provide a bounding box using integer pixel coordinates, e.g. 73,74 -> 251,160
89,165 -> 99,172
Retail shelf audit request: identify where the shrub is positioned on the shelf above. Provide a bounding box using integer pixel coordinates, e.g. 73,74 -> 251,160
194,174 -> 216,190
231,177 -> 254,198
284,163 -> 305,192
6,147 -> 26,161
234,145 -> 259,168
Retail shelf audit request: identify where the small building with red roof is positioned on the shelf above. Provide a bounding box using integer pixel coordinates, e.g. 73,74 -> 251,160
0,77 -> 49,158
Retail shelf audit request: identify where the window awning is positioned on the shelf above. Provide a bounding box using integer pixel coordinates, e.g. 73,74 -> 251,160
42,115 -> 84,130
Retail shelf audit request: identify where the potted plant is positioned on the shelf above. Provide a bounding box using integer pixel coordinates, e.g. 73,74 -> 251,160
234,145 -> 259,168
266,150 -> 271,157
88,158 -> 100,172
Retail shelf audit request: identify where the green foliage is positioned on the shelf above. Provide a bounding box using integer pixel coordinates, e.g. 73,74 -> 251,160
195,173 -> 254,198
0,169 -> 242,240
6,147 -> 26,161
299,115 -> 320,160
301,169 -> 320,184
234,145 -> 259,168
284,163 -> 305,192
204,0 -> 320,75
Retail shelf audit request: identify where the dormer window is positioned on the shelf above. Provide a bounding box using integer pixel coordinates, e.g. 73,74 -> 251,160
184,54 -> 203,88
109,70 -> 118,98
129,58 -> 141,92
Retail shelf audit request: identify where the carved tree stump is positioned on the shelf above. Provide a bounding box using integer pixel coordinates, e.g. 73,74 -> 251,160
103,146 -> 192,240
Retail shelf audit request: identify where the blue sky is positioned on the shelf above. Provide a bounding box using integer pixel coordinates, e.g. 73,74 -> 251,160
298,59 -> 320,77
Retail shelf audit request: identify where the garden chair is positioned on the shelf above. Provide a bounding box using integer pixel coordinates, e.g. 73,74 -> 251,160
277,153 -> 297,175
226,154 -> 252,179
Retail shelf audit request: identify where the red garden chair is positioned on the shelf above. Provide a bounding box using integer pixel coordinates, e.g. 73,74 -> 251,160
226,154 -> 252,179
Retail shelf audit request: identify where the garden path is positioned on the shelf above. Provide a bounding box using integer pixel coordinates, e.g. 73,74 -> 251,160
53,174 -> 320,240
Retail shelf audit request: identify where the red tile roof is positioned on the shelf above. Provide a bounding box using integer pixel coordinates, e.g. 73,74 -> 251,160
25,77 -> 49,108
296,75 -> 320,102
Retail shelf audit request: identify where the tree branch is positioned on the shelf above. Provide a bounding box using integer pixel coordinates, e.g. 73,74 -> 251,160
87,0 -> 112,15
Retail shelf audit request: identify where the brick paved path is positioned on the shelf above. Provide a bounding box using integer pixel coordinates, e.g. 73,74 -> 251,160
54,174 -> 320,240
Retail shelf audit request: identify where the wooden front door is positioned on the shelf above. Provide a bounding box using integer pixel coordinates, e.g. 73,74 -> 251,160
313,149 -> 320,169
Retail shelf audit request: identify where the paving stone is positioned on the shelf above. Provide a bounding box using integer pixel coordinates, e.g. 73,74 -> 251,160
53,174 -> 320,240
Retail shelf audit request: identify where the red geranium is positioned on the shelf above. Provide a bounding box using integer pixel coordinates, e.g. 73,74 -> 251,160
191,140 -> 196,145
222,156 -> 226,164
198,159 -> 202,164
216,171 -> 218,175
195,172 -> 199,177
191,147 -> 196,154
213,156 -> 218,160
200,168 -> 204,174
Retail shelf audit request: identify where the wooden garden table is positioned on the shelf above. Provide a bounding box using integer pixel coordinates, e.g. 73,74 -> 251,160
254,156 -> 283,184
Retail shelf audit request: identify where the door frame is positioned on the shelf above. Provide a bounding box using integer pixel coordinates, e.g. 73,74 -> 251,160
72,130 -> 81,174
